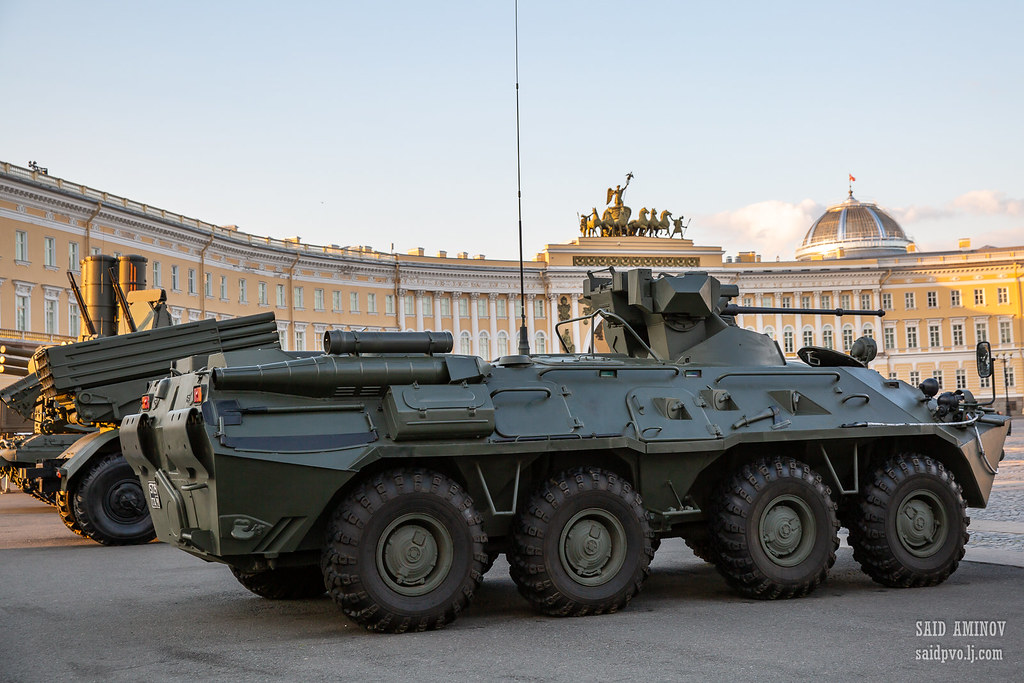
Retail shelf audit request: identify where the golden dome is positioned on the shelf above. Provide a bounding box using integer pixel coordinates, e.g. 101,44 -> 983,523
796,192 -> 909,260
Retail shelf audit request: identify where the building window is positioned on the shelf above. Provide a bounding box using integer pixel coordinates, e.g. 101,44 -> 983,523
479,331 -> 490,358
783,328 -> 794,353
926,291 -> 937,308
762,296 -> 773,307
334,291 -> 343,312
295,328 -> 305,351
860,293 -> 872,310
274,284 -> 285,307
44,299 -> 58,334
980,374 -> 991,389
186,269 -> 195,295
439,297 -> 450,317
998,287 -> 1009,305
220,275 -> 227,300
420,295 -> 432,316
385,294 -> 395,315
349,292 -> 360,313
763,326 -> 775,340
459,331 -> 472,355
460,297 -> 470,318
802,327 -> 814,348
952,323 -> 964,346
477,298 -> 489,318
69,242 -> 80,272
69,302 -> 80,337
314,289 -> 325,311
294,287 -> 304,309
258,282 -> 268,305
1008,366 -> 1016,387
955,369 -> 967,390
172,266 -> 180,291
842,325 -> 854,351
15,231 -> 28,262
905,325 -> 921,348
535,331 -> 547,354
910,371 -> 921,386
822,326 -> 834,349
43,237 -> 56,267
862,324 -> 874,339
904,292 -> 916,309
820,294 -> 831,309
496,299 -> 507,318
934,370 -> 943,389
15,295 -> 29,331
400,294 -> 411,316
974,289 -> 985,305
782,296 -> 792,309
367,293 -> 377,314
951,290 -> 961,307
204,272 -> 212,297
743,296 -> 753,307
975,321 -> 987,343
801,295 -> 811,309
239,279 -> 248,303
928,324 -> 940,348
497,331 -> 509,357
840,294 -> 851,310
533,299 -> 544,318
999,320 -> 1012,344
883,326 -> 896,351
881,293 -> 892,310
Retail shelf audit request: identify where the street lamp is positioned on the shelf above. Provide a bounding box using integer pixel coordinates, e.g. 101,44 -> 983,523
995,353 -> 1011,414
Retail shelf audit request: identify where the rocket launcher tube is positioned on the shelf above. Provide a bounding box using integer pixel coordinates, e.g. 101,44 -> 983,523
210,354 -> 484,398
323,330 -> 453,355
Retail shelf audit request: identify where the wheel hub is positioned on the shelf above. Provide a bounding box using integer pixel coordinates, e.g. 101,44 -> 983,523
896,490 -> 948,557
106,481 -> 147,521
558,508 -> 627,587
376,513 -> 454,597
758,495 -> 816,567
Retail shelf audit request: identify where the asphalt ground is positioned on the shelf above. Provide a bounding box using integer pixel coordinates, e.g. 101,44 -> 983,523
2,427 -> 1023,682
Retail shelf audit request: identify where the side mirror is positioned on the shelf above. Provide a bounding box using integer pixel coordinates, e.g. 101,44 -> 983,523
976,341 -> 993,378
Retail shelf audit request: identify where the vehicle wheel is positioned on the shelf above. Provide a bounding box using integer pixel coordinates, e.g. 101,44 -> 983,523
55,489 -> 85,537
230,565 -> 326,600
847,453 -> 968,588
509,467 -> 654,617
685,536 -> 714,563
321,468 -> 487,633
710,457 -> 838,599
72,453 -> 155,546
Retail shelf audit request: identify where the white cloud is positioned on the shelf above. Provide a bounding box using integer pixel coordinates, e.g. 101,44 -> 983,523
892,189 -> 1024,224
696,199 -> 824,259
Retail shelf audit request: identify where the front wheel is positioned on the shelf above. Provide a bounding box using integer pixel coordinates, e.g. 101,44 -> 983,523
509,467 -> 654,617
72,453 -> 155,546
846,453 -> 968,587
321,469 -> 487,633
710,457 -> 838,599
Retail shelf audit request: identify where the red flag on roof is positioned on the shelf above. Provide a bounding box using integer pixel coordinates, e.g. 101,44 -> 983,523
849,174 -> 856,182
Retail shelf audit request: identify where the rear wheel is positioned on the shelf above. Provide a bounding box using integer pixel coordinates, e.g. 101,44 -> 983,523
55,489 -> 85,537
710,457 -> 838,599
230,565 -> 326,600
847,453 -> 968,587
509,467 -> 654,617
322,468 -> 487,633
72,453 -> 155,546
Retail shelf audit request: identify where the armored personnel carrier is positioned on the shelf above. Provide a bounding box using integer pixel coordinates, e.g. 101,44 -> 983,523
121,268 -> 1010,631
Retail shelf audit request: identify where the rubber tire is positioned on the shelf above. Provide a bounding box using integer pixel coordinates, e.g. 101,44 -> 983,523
321,468 -> 487,633
230,565 -> 326,600
509,467 -> 654,617
847,453 -> 968,588
710,457 -> 838,599
72,453 -> 155,546
685,536 -> 714,564
55,489 -> 86,537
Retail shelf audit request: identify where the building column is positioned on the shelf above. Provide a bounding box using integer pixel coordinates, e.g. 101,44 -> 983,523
415,290 -> 425,331
451,291 -> 462,351
525,294 -> 536,351
433,291 -> 442,332
469,293 -> 480,356
571,295 -> 581,352
488,293 -> 499,353
397,288 -> 406,331
548,293 -> 559,351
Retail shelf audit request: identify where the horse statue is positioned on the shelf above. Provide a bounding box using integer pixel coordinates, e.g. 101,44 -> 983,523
601,205 -> 631,236
627,207 -> 650,236
649,210 -> 672,237
586,208 -> 604,236
669,215 -> 690,239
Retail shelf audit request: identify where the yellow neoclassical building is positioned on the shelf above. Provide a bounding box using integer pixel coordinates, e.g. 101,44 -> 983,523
0,161 -> 1020,413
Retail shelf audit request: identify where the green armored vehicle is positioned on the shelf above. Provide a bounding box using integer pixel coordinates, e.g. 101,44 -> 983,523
121,268 -> 1010,631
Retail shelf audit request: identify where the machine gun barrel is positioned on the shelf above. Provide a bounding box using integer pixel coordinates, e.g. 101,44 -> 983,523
721,305 -> 885,317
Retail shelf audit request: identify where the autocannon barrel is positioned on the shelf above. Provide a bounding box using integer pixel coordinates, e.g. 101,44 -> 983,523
720,304 -> 885,317
323,330 -> 453,355
211,355 -> 454,397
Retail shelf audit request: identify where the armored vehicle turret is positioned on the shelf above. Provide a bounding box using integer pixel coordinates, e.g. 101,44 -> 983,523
121,268 -> 1010,631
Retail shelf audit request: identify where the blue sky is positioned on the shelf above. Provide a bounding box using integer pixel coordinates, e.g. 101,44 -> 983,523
1,1 -> 1021,261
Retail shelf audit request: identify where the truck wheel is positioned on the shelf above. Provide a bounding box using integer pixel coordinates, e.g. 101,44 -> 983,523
685,537 -> 714,563
72,453 -> 155,546
230,565 -> 326,600
846,453 -> 968,587
710,457 -> 838,599
509,467 -> 654,617
55,490 -> 86,537
321,468 -> 487,633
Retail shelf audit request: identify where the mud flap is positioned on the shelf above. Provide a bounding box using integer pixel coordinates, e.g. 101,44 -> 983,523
56,429 -> 122,491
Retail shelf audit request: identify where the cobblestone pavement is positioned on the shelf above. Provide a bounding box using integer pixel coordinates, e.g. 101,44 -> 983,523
966,419 -> 1024,551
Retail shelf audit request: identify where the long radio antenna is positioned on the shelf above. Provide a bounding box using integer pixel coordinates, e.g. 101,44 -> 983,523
514,0 -> 530,355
